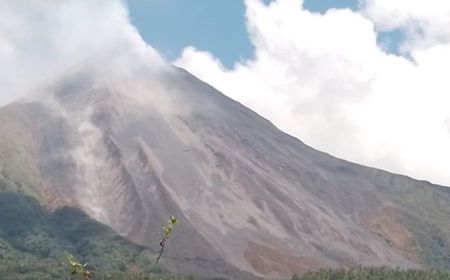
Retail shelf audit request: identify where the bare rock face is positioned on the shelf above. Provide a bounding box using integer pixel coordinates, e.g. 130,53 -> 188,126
1,62 -> 450,279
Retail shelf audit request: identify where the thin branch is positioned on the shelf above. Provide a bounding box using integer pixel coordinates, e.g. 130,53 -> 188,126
155,237 -> 167,265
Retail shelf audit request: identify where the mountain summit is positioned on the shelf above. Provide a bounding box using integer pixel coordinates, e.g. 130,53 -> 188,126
1,58 -> 450,279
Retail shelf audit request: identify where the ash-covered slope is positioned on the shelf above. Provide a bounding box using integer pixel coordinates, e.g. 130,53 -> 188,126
1,62 -> 450,279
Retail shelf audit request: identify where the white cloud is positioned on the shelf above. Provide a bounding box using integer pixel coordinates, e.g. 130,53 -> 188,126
175,0 -> 450,186
0,0 -> 164,106
362,0 -> 450,51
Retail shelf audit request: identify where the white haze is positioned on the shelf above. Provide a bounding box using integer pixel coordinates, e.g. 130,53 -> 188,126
175,0 -> 450,187
0,0 -> 449,187
0,0 -> 165,106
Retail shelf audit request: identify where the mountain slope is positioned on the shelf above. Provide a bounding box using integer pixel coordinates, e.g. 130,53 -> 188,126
1,64 -> 450,279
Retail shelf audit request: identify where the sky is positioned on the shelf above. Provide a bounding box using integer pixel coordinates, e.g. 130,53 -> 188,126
127,0 -> 390,67
126,0 -> 253,69
127,0 -> 404,66
1,0 -> 450,187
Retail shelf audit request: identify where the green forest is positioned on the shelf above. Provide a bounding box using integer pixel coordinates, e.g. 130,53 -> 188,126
295,266 -> 450,280
0,191 -> 192,280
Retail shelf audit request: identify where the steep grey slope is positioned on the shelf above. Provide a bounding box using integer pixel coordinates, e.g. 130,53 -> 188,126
1,62 -> 450,279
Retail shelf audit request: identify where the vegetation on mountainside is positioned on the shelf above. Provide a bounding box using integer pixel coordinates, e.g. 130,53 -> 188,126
369,173 -> 450,269
0,106 -> 44,200
66,216 -> 181,280
294,266 -> 450,280
0,188 -> 191,280
403,214 -> 450,270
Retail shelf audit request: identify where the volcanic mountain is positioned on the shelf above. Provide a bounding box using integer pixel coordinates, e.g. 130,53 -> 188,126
1,57 -> 450,279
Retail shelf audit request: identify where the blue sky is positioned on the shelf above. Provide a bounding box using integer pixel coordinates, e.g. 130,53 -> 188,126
303,0 -> 357,12
127,0 -> 253,68
127,0 -> 398,69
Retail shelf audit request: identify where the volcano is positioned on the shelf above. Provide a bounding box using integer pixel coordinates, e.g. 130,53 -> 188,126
1,56 -> 450,279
